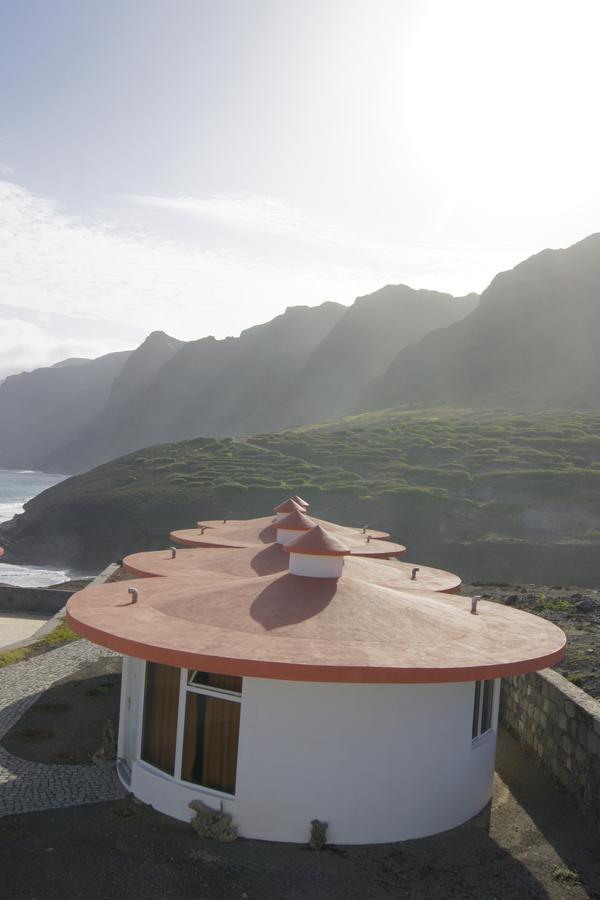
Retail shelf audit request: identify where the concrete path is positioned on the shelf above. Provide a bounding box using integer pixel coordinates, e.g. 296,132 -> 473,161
0,612 -> 51,648
0,640 -> 127,816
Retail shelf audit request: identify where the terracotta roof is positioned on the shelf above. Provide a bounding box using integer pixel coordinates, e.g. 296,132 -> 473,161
291,495 -> 309,507
123,545 -> 462,593
283,525 -> 351,557
276,510 -> 316,531
67,571 -> 566,684
273,498 -> 304,514
170,516 -> 404,558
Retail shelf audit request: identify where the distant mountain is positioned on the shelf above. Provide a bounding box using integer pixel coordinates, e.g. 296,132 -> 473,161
368,234 -> 600,410
43,331 -> 184,472
0,283 -> 475,474
0,349 -> 132,471
49,303 -> 347,472
276,285 -> 477,426
50,358 -> 90,369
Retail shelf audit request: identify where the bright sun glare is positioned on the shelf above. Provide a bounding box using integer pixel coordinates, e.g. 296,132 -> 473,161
403,0 -> 600,219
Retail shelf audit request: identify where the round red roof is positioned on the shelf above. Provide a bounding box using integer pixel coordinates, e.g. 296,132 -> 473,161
67,571 -> 565,683
171,516 -> 404,558
276,510 -> 317,532
122,545 -> 462,593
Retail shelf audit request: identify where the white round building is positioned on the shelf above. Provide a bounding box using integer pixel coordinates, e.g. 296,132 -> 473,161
67,503 -> 565,845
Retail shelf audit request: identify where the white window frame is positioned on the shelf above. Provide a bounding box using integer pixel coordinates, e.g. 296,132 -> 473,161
139,662 -> 242,800
471,678 -> 496,743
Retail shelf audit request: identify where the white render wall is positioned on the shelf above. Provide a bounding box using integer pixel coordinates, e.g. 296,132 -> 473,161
118,657 -> 500,844
234,676 -> 499,843
288,552 -> 345,578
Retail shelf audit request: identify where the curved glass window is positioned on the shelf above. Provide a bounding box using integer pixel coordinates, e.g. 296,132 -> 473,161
140,663 -> 242,796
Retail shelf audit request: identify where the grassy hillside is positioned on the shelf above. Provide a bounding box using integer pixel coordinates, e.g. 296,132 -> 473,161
2,407 -> 600,584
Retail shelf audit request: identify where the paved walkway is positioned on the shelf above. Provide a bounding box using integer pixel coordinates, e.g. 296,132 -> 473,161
0,612 -> 51,648
0,640 -> 127,816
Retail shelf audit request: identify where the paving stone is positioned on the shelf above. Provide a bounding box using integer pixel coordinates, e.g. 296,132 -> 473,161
0,640 -> 126,817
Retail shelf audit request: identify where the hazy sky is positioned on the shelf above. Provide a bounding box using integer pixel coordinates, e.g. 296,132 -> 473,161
1,0 -> 599,376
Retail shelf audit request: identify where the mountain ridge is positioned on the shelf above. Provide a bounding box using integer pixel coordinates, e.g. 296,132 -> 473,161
366,233 -> 600,411
0,284 -> 474,473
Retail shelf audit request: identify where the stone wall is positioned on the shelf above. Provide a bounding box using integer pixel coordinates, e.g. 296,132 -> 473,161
0,585 -> 72,615
501,669 -> 600,825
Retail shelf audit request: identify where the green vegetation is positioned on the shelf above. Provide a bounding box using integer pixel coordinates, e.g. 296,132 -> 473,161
0,620 -> 78,669
552,865 -> 582,885
4,407 -> 600,583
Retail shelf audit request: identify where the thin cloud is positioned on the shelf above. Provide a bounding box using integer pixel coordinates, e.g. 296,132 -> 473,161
0,179 -> 522,367
0,180 -> 381,341
128,192 -> 314,237
127,189 -> 528,277
0,316 -> 129,380
128,190 -> 408,258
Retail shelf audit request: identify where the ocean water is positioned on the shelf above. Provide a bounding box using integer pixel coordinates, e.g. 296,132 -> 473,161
0,468 -> 72,587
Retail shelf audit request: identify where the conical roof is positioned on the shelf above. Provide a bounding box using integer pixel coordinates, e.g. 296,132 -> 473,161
274,498 -> 304,515
291,494 -> 309,508
283,525 -> 351,557
276,509 -> 316,531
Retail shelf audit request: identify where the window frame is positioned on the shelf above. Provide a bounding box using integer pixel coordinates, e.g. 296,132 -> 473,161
138,662 -> 243,800
471,678 -> 496,743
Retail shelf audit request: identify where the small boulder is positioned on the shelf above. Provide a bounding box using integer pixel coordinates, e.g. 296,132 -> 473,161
189,799 -> 237,842
575,598 -> 598,613
504,595 -> 519,606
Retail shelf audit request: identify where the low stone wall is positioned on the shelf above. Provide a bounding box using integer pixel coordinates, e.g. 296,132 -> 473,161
501,669 -> 600,825
0,585 -> 72,615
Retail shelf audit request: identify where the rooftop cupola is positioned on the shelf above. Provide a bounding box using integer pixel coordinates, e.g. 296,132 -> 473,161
283,524 -> 351,577
290,494 -> 309,509
275,509 -> 317,545
273,497 -> 304,522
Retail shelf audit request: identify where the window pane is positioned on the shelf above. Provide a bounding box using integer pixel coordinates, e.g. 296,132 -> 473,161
472,680 -> 482,739
187,670 -> 242,694
481,680 -> 494,733
181,692 -> 241,794
141,662 -> 180,775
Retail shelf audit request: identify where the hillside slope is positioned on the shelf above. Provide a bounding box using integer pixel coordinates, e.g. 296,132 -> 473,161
2,407 -> 599,587
369,234 -> 600,410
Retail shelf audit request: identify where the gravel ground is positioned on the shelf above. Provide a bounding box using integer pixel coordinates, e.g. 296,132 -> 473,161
0,728 -> 599,900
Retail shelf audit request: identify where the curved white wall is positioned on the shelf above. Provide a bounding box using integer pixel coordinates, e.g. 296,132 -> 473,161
288,553 -> 345,578
276,528 -> 307,545
118,657 -> 499,844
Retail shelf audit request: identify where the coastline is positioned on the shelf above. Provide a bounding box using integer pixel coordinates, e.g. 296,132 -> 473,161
0,467 -> 72,587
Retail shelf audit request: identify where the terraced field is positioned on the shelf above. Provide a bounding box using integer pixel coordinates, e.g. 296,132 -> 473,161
2,408 -> 600,586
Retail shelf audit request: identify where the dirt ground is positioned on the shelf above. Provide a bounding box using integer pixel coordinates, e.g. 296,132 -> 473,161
3,658 -> 121,764
1,659 -> 600,900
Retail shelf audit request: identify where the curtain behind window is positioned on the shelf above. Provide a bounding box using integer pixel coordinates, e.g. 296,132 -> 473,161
181,693 -> 240,794
141,662 -> 180,775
